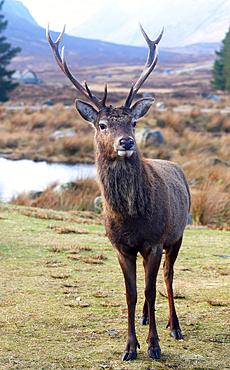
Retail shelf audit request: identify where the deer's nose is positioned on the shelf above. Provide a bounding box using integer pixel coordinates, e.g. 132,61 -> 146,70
120,138 -> 134,150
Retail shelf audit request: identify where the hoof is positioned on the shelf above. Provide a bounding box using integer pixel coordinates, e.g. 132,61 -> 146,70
140,317 -> 149,326
170,329 -> 183,339
148,348 -> 161,359
121,351 -> 137,361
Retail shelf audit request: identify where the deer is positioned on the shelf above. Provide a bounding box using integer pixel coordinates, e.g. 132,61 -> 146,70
47,24 -> 191,361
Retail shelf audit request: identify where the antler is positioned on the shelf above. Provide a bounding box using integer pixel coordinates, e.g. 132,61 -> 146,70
46,24 -> 107,110
124,24 -> 164,108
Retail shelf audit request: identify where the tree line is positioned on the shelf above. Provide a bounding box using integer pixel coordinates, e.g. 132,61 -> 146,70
0,0 -> 21,102
212,28 -> 230,92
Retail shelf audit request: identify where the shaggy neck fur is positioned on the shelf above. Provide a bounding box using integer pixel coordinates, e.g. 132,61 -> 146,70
95,146 -> 155,219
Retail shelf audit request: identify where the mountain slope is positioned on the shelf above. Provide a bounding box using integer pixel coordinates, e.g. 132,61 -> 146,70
69,0 -> 229,48
1,0 -> 216,74
3,0 -> 38,26
1,7 -> 180,71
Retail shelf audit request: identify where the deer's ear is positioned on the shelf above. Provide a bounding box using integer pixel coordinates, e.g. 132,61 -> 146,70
75,100 -> 98,127
131,98 -> 154,120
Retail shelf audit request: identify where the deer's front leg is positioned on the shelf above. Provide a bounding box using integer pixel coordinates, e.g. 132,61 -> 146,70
143,244 -> 163,359
116,250 -> 139,361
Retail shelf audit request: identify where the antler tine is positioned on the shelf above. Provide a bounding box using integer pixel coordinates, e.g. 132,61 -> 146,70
84,80 -> 93,100
101,83 -> 107,107
124,83 -> 134,108
46,24 -> 66,73
46,25 -> 107,110
124,25 -> 164,108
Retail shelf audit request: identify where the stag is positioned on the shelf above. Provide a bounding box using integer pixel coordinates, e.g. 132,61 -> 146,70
47,24 -> 191,361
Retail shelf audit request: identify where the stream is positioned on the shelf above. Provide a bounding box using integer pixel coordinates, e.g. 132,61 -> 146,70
0,157 -> 97,203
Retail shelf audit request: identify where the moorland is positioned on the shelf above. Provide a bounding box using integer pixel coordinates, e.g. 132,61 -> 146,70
0,60 -> 229,369
1,61 -> 230,229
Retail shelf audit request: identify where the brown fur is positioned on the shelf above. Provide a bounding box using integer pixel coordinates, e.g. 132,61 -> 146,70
47,24 -> 188,361
82,105 -> 191,360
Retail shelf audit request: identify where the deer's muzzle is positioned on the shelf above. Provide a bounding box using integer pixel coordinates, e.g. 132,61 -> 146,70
115,137 -> 134,158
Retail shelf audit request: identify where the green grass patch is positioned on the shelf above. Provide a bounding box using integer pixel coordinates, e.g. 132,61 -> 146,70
0,204 -> 229,369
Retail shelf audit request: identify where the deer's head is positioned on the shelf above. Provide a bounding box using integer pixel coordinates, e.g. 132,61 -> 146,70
47,24 -> 163,160
75,100 -> 153,160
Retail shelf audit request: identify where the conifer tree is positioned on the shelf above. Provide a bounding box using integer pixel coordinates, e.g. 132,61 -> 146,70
211,28 -> 230,91
0,0 -> 21,101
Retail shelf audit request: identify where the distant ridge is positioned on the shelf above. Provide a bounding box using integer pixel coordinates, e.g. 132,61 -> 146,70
162,43 -> 221,55
3,0 -> 38,26
69,0 -> 229,49
1,0 -> 217,73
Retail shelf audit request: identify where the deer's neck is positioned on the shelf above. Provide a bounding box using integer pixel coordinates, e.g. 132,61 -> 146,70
96,150 -> 153,219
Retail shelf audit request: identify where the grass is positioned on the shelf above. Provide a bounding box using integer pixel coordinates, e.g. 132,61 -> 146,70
0,204 -> 229,369
10,177 -> 101,212
0,104 -> 95,164
3,98 -> 230,228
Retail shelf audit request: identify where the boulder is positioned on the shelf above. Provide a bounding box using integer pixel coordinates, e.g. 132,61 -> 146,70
51,129 -> 77,140
135,128 -> 165,148
29,190 -> 43,199
94,196 -> 103,212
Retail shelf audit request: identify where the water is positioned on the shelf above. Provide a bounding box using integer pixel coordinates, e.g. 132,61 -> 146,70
0,157 -> 97,203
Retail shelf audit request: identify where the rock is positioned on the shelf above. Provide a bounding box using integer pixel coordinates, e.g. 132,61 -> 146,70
189,176 -> 203,185
142,93 -> 153,98
155,101 -> 166,108
208,156 -> 230,167
42,99 -> 53,106
181,159 -> 198,168
135,128 -> 165,148
206,94 -> 221,102
29,191 -> 43,199
106,329 -> 118,335
187,213 -> 193,225
94,196 -> 103,212
50,129 -> 77,140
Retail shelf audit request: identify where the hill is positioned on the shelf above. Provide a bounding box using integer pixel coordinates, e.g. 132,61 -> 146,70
3,0 -> 38,26
69,0 -> 228,49
1,0 -> 216,75
2,10 -> 177,71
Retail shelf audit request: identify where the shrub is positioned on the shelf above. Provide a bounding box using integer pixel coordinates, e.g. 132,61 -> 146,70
191,180 -> 230,229
10,177 -> 100,212
63,137 -> 81,155
206,113 -> 225,132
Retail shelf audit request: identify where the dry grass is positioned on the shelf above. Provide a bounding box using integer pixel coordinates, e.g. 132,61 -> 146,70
191,181 -> 230,229
0,104 -> 95,163
137,109 -> 230,229
1,93 -> 230,228
10,177 -> 100,212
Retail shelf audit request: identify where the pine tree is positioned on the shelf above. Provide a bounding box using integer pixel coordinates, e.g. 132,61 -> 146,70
0,0 -> 21,102
211,28 -> 230,92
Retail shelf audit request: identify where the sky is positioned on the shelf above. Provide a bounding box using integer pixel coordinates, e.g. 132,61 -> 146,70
19,0 -> 146,32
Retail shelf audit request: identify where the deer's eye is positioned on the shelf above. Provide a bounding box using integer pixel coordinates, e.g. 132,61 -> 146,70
133,121 -> 137,128
99,123 -> 107,130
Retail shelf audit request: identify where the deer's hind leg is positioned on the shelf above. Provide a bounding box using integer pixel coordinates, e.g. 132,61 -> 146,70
140,259 -> 149,326
163,236 -> 183,339
140,299 -> 149,325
